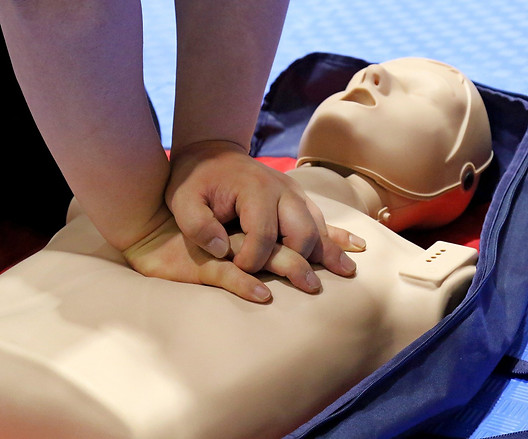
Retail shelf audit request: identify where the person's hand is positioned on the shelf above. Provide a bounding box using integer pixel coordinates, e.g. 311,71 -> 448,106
123,216 -> 365,303
165,140 -> 365,281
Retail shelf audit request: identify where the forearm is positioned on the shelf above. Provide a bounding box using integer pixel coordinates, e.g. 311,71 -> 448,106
172,0 -> 289,152
0,0 -> 170,250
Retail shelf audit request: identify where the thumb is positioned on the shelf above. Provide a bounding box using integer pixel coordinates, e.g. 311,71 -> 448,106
173,194 -> 230,258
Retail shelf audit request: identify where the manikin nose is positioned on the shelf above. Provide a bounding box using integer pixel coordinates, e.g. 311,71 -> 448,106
341,64 -> 392,105
361,64 -> 391,95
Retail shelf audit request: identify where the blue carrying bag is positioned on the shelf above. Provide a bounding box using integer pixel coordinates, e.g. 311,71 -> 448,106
251,53 -> 528,439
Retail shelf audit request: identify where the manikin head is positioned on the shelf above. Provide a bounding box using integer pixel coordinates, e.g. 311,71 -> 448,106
297,57 -> 493,231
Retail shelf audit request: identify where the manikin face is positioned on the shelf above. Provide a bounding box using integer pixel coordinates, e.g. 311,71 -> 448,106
298,58 -> 477,199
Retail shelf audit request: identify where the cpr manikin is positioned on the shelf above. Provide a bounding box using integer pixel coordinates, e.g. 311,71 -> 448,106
0,58 -> 492,439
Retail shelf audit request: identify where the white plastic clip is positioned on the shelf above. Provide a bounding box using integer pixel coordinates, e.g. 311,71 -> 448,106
399,241 -> 478,287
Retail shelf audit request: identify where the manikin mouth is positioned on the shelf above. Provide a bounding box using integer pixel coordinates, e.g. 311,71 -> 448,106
342,88 -> 376,106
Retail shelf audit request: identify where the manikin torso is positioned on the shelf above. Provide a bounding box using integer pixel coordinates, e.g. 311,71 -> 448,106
0,189 -> 476,439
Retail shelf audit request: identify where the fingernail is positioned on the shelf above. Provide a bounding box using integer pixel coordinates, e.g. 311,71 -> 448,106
306,270 -> 322,292
340,252 -> 357,274
349,234 -> 366,251
252,285 -> 271,302
206,237 -> 229,258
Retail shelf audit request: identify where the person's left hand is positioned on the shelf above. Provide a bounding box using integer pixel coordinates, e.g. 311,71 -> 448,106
165,140 -> 364,283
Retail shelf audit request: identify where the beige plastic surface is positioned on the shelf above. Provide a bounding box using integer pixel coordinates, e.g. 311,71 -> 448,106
0,178 -> 476,439
297,57 -> 493,201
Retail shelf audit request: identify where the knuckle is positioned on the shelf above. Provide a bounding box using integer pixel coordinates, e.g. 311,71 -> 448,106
185,216 -> 216,242
287,256 -> 311,276
197,259 -> 226,285
234,255 -> 264,274
299,229 -> 320,257
257,228 -> 278,247
214,263 -> 255,298
283,174 -> 303,192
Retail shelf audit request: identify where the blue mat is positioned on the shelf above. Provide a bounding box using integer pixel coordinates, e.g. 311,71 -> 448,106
141,1 -> 528,437
424,318 -> 528,438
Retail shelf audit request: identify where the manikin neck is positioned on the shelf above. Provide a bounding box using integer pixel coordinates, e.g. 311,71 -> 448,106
291,164 -> 473,232
343,172 -> 388,221
289,166 -> 390,223
289,164 -> 428,231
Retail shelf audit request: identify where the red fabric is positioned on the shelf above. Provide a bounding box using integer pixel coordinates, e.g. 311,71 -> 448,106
400,203 -> 487,252
255,156 -> 297,173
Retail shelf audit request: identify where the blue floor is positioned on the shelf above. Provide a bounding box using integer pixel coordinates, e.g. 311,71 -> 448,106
142,0 -> 528,149
141,1 -> 528,437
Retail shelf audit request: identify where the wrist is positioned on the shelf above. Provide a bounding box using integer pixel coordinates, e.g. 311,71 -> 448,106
171,139 -> 250,159
109,203 -> 173,252
122,214 -> 178,263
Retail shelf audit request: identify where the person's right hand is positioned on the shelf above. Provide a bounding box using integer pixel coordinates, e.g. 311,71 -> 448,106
123,215 -> 365,303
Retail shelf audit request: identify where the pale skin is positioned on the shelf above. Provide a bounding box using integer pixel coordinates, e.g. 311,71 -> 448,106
0,0 -> 364,302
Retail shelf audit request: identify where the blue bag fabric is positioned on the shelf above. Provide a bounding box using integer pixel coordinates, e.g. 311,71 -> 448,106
251,53 -> 528,439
